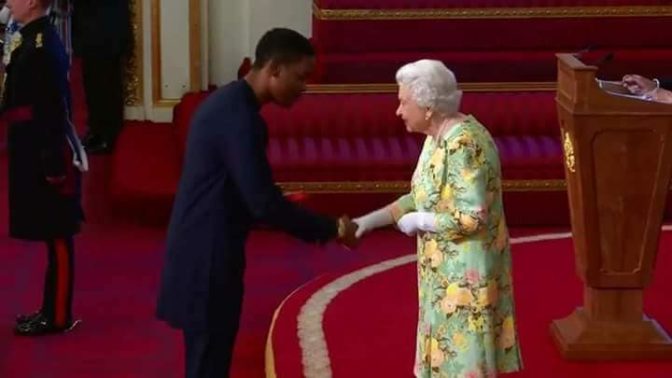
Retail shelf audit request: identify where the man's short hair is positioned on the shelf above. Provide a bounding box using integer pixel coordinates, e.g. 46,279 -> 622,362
252,28 -> 315,69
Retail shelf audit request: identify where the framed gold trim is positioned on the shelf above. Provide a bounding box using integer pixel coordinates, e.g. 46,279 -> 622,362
189,0 -> 202,92
278,179 -> 568,193
155,99 -> 180,107
151,0 -> 202,107
124,0 -> 143,107
562,129 -> 576,173
313,4 -> 672,20
265,282 -> 313,378
150,0 -> 163,106
306,82 -> 556,94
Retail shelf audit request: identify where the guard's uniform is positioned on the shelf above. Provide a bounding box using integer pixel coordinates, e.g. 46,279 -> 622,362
1,16 -> 87,335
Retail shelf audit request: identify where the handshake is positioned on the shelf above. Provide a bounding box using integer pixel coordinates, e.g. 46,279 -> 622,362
334,211 -> 439,250
335,215 -> 359,249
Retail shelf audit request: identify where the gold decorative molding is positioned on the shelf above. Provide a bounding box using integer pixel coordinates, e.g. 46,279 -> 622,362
189,0 -> 202,92
280,181 -> 410,193
155,99 -> 180,107
278,179 -> 568,193
313,3 -> 672,20
562,130 -> 576,173
503,179 -> 568,192
306,82 -> 556,94
124,0 -> 143,107
151,0 -> 163,106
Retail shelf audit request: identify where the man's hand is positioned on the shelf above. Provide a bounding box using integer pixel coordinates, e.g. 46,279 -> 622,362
622,74 -> 657,96
337,215 -> 359,249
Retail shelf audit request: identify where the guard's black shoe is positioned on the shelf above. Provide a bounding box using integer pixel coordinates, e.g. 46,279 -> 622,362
14,314 -> 81,336
15,310 -> 42,325
85,139 -> 112,154
82,131 -> 99,147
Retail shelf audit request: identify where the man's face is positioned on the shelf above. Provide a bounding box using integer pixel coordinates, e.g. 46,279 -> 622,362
6,0 -> 35,25
268,56 -> 315,107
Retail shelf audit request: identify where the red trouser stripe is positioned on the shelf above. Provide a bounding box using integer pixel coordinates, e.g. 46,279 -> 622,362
53,239 -> 69,327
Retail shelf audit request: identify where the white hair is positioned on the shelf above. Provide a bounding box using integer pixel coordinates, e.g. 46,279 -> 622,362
395,59 -> 462,117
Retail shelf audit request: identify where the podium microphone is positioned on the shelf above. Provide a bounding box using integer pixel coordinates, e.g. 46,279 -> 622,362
593,52 -> 614,66
571,45 -> 596,58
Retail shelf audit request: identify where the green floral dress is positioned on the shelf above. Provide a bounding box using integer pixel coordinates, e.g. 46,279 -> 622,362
391,115 -> 523,377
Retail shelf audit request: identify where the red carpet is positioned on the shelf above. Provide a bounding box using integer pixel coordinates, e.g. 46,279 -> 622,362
268,230 -> 672,378
0,151 -> 416,377
2,149 -> 669,378
0,56 -> 413,378
1,58 -> 670,377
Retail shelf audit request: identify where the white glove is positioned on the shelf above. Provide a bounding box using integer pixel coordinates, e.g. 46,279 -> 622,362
397,212 -> 437,236
353,207 -> 394,238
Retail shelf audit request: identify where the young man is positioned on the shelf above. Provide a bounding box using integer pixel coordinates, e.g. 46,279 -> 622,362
156,28 -> 358,377
3,0 -> 87,335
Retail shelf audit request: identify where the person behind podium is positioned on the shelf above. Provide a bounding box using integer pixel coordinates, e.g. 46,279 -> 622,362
622,74 -> 672,104
353,59 -> 523,377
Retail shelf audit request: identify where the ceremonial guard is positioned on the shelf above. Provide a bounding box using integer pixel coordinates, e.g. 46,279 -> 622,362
2,0 -> 87,336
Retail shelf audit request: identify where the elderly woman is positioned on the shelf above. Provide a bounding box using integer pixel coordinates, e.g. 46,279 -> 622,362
354,60 -> 522,377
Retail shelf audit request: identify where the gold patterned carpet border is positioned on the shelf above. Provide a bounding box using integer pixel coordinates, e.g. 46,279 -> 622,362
278,180 -> 567,193
265,225 -> 672,377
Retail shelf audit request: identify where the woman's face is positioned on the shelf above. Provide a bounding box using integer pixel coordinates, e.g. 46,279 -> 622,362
396,85 -> 430,134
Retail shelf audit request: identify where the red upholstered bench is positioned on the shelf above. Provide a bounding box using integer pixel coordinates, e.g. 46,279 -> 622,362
169,90 -> 564,182
111,88 -> 576,225
109,121 -> 182,224
254,90 -> 568,225
311,0 -> 672,83
256,91 -> 564,182
313,50 -> 672,84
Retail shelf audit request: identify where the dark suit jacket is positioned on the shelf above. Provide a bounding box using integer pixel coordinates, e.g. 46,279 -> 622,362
72,0 -> 131,57
156,80 -> 337,331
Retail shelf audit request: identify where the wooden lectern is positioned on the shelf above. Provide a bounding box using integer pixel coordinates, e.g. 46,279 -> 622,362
552,53 -> 672,360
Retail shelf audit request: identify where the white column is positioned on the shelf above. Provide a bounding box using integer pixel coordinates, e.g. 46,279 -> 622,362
208,0 -> 249,85
208,0 -> 312,86
159,0 -> 190,99
200,0 -> 210,90
132,0 -> 312,121
246,0 -> 312,58
134,0 -> 204,122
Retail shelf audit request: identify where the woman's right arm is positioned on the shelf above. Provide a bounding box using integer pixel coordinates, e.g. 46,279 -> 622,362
353,193 -> 415,237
